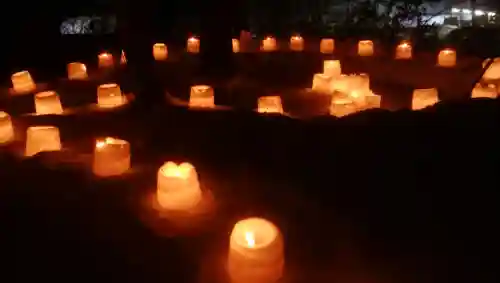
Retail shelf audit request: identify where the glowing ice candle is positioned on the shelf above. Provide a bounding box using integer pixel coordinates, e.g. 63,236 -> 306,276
395,42 -> 412,60
156,162 -> 202,211
320,38 -> 334,54
471,84 -> 498,98
120,50 -> 127,64
358,40 -> 374,56
187,37 -> 200,53
97,83 -> 125,108
93,137 -> 131,177
34,91 -> 63,115
189,85 -> 215,108
11,71 -> 36,94
232,39 -> 240,53
330,98 -> 357,117
312,73 -> 333,93
67,62 -> 88,80
437,49 -> 456,67
227,218 -> 284,283
257,96 -> 283,114
323,60 -> 341,78
153,43 -> 168,61
331,75 -> 350,93
412,88 -> 439,110
482,58 -> 500,80
0,111 -> 14,144
261,36 -> 277,52
365,92 -> 382,109
98,52 -> 114,68
25,126 -> 61,157
289,35 -> 304,51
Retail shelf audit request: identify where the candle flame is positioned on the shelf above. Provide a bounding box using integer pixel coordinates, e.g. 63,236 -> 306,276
161,162 -> 194,179
245,231 -> 255,248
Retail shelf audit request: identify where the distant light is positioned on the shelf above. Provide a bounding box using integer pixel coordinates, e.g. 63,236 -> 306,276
451,8 -> 460,13
474,10 -> 485,16
488,12 -> 496,17
462,9 -> 471,14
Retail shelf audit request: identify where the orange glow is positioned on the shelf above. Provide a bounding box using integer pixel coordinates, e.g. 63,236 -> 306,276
395,41 -> 412,60
67,62 -> 88,80
330,97 -> 358,117
98,52 -> 114,68
323,60 -> 341,78
290,35 -> 304,51
261,36 -> 277,52
156,161 -> 202,211
25,126 -> 61,157
0,111 -> 14,144
312,73 -> 333,93
11,71 -> 36,94
232,38 -> 240,53
187,37 -> 200,53
120,50 -> 127,64
320,38 -> 335,54
437,49 -> 456,67
34,91 -> 64,115
482,58 -> 500,80
358,40 -> 374,56
189,85 -> 215,108
471,84 -> 498,98
97,83 -> 125,108
245,231 -> 255,248
160,162 -> 194,179
257,96 -> 283,114
412,88 -> 439,110
153,43 -> 168,60
93,137 -> 130,177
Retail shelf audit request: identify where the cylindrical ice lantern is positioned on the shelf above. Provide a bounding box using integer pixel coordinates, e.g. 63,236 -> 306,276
93,137 -> 131,177
232,39 -> 240,53
34,91 -> 64,115
412,88 -> 439,110
320,38 -> 335,54
330,98 -> 357,117
189,85 -> 215,108
187,37 -> 200,53
471,84 -> 498,98
437,49 -> 456,67
312,73 -> 333,94
25,126 -> 61,157
289,35 -> 304,51
98,52 -> 114,68
0,111 -> 14,144
261,36 -> 277,52
358,40 -> 374,56
228,217 -> 284,283
395,42 -> 412,60
156,162 -> 203,211
482,58 -> 500,81
11,71 -> 36,94
323,60 -> 341,78
67,62 -> 88,80
97,83 -> 125,108
257,96 -> 283,114
153,43 -> 168,61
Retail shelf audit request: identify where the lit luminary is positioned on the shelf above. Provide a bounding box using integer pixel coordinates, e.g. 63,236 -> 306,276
257,96 -> 283,114
156,162 -> 203,211
0,111 -> 14,144
471,84 -> 498,98
25,126 -> 61,157
320,38 -> 335,54
98,52 -> 114,68
67,62 -> 88,80
323,60 -> 341,78
34,91 -> 64,115
330,98 -> 357,117
331,75 -> 349,93
395,42 -> 412,60
482,58 -> 500,80
289,35 -> 304,51
120,50 -> 127,64
358,40 -> 374,56
11,71 -> 36,94
365,92 -> 382,109
187,37 -> 200,53
232,39 -> 240,53
412,88 -> 439,110
312,73 -> 333,93
93,137 -> 131,177
437,49 -> 456,67
97,83 -> 125,108
189,85 -> 215,108
261,36 -> 277,52
227,218 -> 284,283
153,43 -> 168,61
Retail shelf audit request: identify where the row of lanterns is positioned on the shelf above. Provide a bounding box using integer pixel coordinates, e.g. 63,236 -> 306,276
1,111 -> 284,283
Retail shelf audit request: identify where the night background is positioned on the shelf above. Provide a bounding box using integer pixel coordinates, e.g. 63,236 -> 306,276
0,1 -> 499,283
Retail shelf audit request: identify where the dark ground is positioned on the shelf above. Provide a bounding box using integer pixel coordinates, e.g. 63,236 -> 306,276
0,39 -> 499,283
